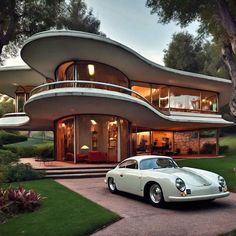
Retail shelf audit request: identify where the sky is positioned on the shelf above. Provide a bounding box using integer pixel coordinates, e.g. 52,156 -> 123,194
4,0 -> 199,67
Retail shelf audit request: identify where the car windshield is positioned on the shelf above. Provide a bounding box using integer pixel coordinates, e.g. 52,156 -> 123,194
140,158 -> 178,170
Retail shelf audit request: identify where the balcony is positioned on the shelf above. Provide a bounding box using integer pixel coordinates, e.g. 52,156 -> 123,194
22,80 -> 233,131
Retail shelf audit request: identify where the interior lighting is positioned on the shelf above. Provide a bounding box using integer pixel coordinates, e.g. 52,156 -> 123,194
81,145 -> 89,150
88,64 -> 95,76
91,120 -> 97,125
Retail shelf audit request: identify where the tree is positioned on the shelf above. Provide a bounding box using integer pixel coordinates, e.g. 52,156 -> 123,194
164,32 -> 230,79
146,0 -> 236,115
163,32 -> 205,73
0,95 -> 15,117
0,0 -> 102,63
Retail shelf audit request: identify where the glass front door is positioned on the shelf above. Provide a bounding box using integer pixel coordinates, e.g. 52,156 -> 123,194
56,117 -> 75,162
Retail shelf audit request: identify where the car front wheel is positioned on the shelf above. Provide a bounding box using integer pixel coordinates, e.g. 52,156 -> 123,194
108,177 -> 117,193
148,183 -> 165,207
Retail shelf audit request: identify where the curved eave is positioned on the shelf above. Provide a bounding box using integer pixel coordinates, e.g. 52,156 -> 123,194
0,65 -> 45,97
21,30 -> 232,108
0,112 -> 53,130
22,88 -> 234,131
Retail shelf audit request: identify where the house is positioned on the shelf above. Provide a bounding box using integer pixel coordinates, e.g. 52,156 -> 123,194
0,30 -> 234,163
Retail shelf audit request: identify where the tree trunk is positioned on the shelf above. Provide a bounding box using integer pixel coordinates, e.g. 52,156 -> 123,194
221,44 -> 236,116
216,0 -> 236,54
216,0 -> 236,115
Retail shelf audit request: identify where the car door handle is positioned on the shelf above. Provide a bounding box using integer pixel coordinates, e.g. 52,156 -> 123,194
120,174 -> 123,177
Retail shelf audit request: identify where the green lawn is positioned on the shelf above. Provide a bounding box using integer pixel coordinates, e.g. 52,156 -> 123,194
176,154 -> 236,192
220,134 -> 236,153
0,179 -> 119,236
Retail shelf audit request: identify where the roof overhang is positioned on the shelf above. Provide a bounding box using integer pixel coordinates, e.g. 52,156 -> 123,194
0,66 -> 45,97
21,30 -> 232,108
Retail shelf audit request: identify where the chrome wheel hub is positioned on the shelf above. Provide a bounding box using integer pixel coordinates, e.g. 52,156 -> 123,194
149,184 -> 162,204
109,178 -> 116,191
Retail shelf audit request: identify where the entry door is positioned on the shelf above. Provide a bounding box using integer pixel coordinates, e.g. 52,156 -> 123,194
107,121 -> 118,162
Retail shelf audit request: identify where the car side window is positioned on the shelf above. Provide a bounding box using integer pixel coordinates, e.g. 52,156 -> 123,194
119,161 -> 127,168
126,160 -> 138,169
118,160 -> 138,169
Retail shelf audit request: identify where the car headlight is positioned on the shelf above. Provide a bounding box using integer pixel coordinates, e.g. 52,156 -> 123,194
176,178 -> 186,192
218,175 -> 226,188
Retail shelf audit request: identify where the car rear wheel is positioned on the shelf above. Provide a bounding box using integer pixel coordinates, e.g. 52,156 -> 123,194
108,177 -> 117,193
148,183 -> 165,207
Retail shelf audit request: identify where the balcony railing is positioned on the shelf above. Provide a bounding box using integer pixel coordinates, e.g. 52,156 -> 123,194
29,80 -> 170,116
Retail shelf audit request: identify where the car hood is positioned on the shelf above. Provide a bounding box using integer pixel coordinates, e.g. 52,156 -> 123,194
153,168 -> 212,187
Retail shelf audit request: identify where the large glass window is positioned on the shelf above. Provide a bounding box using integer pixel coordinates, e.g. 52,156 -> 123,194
132,85 -> 151,101
169,87 -> 200,111
56,117 -> 75,162
56,61 -> 129,90
15,86 -> 34,112
159,86 -> 169,108
16,93 -> 25,112
201,91 -> 218,112
131,82 -> 218,113
56,115 -> 129,163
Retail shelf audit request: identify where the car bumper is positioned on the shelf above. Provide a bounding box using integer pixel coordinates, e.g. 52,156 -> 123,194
167,191 -> 230,202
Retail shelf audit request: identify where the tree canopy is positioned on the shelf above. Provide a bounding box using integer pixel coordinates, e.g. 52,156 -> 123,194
146,0 -> 236,115
164,32 -> 230,79
163,32 -> 205,73
0,0 -> 103,63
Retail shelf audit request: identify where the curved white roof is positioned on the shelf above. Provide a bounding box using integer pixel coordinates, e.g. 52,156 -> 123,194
0,65 -> 45,97
21,30 -> 232,108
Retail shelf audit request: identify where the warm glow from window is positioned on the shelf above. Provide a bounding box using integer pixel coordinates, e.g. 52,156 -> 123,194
91,120 -> 97,125
61,123 -> 66,128
88,64 -> 95,76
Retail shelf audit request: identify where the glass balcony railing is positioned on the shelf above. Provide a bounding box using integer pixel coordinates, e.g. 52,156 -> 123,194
29,80 -> 170,116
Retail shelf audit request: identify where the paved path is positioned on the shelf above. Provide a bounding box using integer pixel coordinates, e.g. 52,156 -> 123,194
57,178 -> 236,236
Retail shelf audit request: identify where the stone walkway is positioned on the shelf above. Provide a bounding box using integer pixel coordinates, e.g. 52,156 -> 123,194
57,178 -> 236,236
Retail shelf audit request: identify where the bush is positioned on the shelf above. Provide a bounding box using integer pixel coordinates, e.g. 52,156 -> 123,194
4,142 -> 54,159
5,145 -> 37,157
3,163 -> 44,183
0,186 -> 42,223
219,145 -> 229,154
0,130 -> 27,145
35,143 -> 54,160
200,143 -> 216,154
0,149 -> 18,165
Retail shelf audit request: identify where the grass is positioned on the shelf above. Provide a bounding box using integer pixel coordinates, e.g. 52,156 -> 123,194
220,134 -> 236,153
176,154 -> 236,191
0,179 -> 119,236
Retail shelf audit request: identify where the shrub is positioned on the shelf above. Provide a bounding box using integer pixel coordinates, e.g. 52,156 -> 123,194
0,149 -> 18,165
0,186 -> 42,223
219,145 -> 229,154
35,143 -> 54,160
4,145 -> 37,157
4,142 -> 54,158
200,143 -> 216,154
0,130 -> 27,145
3,163 -> 44,183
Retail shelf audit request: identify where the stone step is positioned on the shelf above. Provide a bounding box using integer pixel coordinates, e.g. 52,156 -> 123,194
35,165 -> 116,171
44,172 -> 106,179
45,168 -> 111,175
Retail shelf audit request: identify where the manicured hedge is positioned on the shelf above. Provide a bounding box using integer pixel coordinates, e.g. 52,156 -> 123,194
4,142 -> 54,159
0,131 -> 27,146
0,149 -> 18,165
3,163 -> 44,183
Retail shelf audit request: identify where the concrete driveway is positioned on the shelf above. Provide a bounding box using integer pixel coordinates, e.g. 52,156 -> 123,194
57,178 -> 236,236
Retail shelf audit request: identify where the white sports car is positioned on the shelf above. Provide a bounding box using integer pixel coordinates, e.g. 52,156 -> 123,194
105,156 -> 230,207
